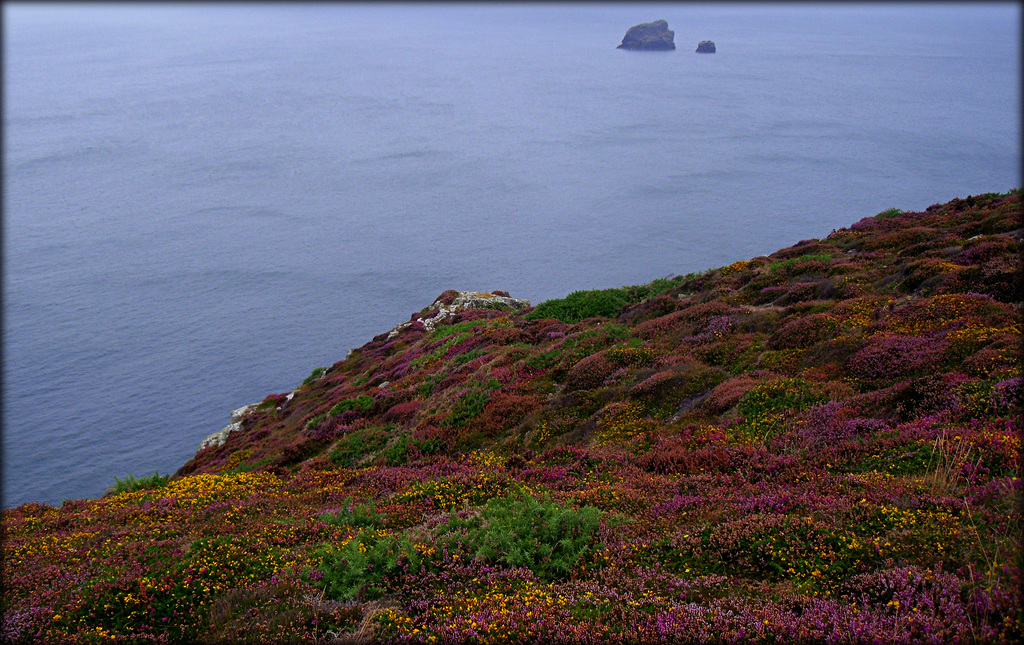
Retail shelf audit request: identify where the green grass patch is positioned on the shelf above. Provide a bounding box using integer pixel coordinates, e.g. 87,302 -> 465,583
109,471 -> 170,495
768,254 -> 833,274
302,367 -> 328,386
329,395 -> 374,417
327,425 -> 393,467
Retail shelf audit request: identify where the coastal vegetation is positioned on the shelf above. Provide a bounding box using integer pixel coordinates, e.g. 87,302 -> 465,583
3,190 -> 1021,643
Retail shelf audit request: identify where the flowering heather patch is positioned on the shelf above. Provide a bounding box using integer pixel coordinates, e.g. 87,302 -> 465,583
847,333 -> 947,381
4,191 -> 1022,643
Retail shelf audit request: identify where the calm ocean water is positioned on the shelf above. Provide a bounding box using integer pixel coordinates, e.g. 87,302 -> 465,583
3,4 -> 1019,508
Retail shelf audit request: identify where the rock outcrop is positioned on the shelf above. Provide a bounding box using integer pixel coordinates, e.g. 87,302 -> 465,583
617,19 -> 675,51
696,40 -> 716,53
386,290 -> 531,339
196,402 -> 260,452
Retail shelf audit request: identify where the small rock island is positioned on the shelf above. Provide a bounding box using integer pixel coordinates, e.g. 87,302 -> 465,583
696,40 -> 716,53
617,19 -> 676,51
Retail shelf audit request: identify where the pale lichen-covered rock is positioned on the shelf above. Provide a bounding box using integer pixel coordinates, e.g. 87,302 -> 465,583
386,290 -> 531,339
197,402 -> 259,453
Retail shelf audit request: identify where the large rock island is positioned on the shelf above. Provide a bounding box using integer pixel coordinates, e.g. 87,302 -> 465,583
617,19 -> 676,50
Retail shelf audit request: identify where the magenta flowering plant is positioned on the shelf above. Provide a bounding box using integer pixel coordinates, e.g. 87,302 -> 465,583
847,332 -> 947,381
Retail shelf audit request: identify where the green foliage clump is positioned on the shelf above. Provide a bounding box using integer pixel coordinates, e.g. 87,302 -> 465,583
858,443 -> 936,476
876,207 -> 905,220
602,322 -> 634,340
768,254 -> 833,274
329,395 -> 374,416
415,372 -> 444,397
444,390 -> 491,427
429,319 -> 485,339
305,413 -> 328,430
327,425 -> 392,467
733,377 -> 831,442
383,433 -> 443,466
525,348 -> 562,369
621,277 -> 680,301
443,379 -> 501,428
319,497 -> 385,529
441,490 -> 603,582
302,367 -> 328,386
312,529 -> 421,601
526,288 -> 631,323
606,345 -> 658,368
527,278 -> 682,324
109,471 -> 170,495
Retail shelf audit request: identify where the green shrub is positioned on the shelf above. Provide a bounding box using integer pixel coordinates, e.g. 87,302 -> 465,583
385,434 -> 412,466
606,345 -> 658,368
443,379 -> 501,428
429,319 -> 484,339
415,373 -> 444,398
440,490 -> 603,582
319,497 -> 385,529
302,367 -> 328,386
876,207 -> 905,220
305,413 -> 328,430
525,288 -> 630,323
411,436 -> 442,457
382,433 -> 443,465
109,471 -> 170,495
525,279 -> 681,324
768,254 -> 833,274
525,349 -> 562,369
444,390 -> 491,427
312,529 -> 421,600
329,395 -> 374,417
327,426 -> 392,467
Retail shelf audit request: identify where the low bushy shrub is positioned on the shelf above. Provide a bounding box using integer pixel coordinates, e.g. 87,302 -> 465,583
327,426 -> 392,467
329,395 -> 374,416
312,530 -> 421,601
302,367 -> 328,386
440,489 -> 603,582
525,288 -> 630,323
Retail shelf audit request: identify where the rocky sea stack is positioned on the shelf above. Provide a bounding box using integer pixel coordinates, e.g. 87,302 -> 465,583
696,40 -> 716,53
618,19 -> 676,51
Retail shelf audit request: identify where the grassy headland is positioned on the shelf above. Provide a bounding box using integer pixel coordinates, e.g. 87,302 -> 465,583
3,191 -> 1021,643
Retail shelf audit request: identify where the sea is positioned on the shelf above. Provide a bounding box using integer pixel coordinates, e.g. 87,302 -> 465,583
3,3 -> 1019,509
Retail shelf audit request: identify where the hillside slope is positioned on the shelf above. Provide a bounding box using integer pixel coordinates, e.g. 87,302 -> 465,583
3,191 -> 1021,644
